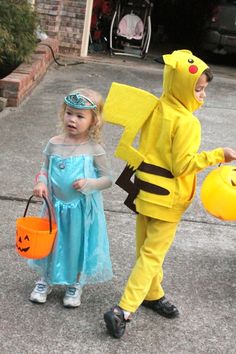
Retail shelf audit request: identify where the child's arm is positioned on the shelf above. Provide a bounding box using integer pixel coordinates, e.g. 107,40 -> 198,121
73,153 -> 112,194
33,158 -> 49,198
171,118 -> 235,177
223,147 -> 236,162
33,182 -> 48,198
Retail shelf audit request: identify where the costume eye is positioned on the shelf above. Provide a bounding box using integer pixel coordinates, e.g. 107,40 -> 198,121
188,58 -> 194,63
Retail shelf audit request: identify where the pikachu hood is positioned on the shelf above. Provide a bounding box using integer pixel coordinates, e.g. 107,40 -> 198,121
103,49 -> 209,170
161,49 -> 208,112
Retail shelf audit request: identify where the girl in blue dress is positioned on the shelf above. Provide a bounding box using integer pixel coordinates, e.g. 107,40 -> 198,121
29,88 -> 113,307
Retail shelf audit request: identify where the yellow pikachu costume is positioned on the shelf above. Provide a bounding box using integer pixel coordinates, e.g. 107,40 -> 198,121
104,50 -> 225,313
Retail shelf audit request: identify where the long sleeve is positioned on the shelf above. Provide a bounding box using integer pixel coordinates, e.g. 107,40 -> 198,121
80,152 -> 113,195
35,157 -> 49,185
171,115 -> 224,177
35,142 -> 51,185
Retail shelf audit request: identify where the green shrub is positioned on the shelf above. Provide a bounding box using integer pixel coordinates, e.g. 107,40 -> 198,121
0,0 -> 38,77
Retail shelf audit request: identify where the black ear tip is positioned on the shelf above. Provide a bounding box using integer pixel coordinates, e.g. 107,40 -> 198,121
154,56 -> 165,64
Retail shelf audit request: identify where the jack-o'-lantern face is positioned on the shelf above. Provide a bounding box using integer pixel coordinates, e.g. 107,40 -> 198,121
229,168 -> 236,186
16,230 -> 30,253
221,166 -> 236,188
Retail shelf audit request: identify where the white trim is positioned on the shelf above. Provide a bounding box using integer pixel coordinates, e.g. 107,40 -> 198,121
81,0 -> 93,57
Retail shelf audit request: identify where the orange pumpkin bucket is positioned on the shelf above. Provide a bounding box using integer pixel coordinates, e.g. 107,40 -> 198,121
16,195 -> 57,259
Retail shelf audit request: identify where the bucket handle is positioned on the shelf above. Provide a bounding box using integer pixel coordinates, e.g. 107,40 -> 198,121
23,195 -> 53,233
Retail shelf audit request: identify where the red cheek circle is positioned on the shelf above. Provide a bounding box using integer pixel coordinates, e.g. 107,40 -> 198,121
189,65 -> 198,74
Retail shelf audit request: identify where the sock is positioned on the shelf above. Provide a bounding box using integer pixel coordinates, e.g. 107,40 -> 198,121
123,310 -> 131,320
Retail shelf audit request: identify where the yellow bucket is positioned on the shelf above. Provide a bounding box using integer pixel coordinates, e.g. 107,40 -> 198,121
16,195 -> 57,259
200,165 -> 236,221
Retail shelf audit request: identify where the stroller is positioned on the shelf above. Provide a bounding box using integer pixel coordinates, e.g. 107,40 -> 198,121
109,0 -> 153,58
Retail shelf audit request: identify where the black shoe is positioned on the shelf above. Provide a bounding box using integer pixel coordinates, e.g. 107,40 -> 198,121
142,296 -> 179,318
104,306 -> 129,338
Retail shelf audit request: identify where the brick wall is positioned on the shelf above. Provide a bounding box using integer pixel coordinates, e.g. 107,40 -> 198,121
0,39 -> 59,107
35,0 -> 87,55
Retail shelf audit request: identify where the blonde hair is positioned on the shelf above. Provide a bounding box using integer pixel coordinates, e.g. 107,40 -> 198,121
58,88 -> 104,143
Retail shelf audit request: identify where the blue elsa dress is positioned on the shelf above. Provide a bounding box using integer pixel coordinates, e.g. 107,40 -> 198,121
28,139 -> 113,286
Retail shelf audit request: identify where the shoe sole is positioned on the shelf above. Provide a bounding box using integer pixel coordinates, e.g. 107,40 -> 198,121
63,301 -> 81,308
155,309 -> 179,318
29,298 -> 46,304
104,312 -> 125,339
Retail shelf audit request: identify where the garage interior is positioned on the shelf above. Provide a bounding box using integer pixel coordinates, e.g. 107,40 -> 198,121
88,0 -> 217,59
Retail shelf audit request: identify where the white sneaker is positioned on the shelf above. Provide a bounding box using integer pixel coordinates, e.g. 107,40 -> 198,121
29,279 -> 52,304
63,284 -> 82,308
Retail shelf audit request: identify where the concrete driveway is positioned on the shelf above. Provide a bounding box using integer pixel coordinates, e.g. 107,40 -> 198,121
0,54 -> 235,354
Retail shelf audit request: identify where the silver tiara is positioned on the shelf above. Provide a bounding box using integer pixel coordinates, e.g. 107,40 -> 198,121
64,93 -> 97,109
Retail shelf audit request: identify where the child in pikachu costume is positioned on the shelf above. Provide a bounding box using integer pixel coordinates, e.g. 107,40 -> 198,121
103,50 -> 236,339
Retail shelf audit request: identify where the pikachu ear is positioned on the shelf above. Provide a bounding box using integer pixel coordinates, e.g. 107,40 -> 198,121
163,49 -> 193,68
163,53 -> 177,69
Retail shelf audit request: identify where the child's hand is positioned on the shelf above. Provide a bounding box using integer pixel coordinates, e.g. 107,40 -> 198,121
223,147 -> 236,162
73,179 -> 87,191
33,182 -> 48,198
